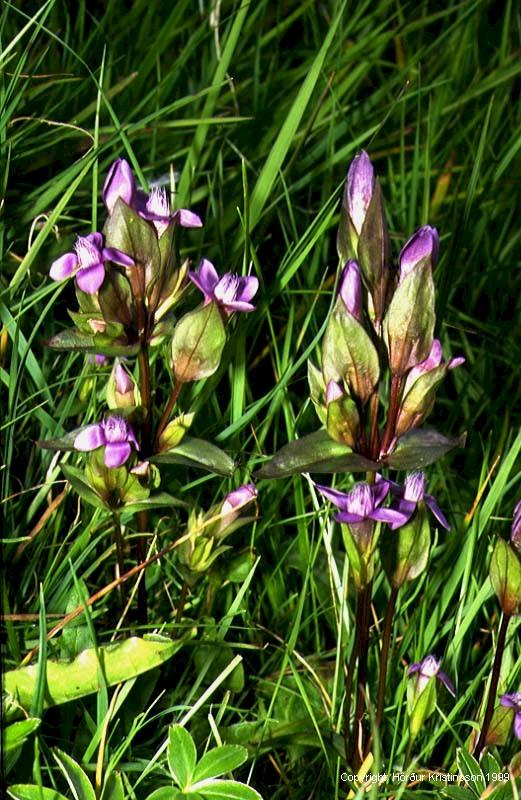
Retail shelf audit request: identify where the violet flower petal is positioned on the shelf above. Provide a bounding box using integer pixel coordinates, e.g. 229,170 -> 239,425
372,479 -> 391,507
103,158 -> 136,214
335,511 -> 365,524
371,507 -> 410,528
399,225 -> 440,278
76,263 -> 105,294
407,663 -> 421,676
87,232 -> 104,250
236,275 -> 259,303
102,247 -> 135,267
437,670 -> 456,697
514,712 -> 521,740
175,209 -> 203,228
74,424 -> 106,452
347,151 -> 375,234
500,694 -> 519,709
189,258 -> 220,297
50,252 -> 78,281
104,441 -> 131,468
221,300 -> 256,313
424,494 -> 450,530
315,484 -> 349,511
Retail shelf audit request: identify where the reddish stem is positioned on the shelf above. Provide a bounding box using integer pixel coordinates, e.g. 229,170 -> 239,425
380,375 -> 402,455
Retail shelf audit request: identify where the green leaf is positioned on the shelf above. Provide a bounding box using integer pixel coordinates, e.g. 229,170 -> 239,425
456,748 -> 485,796
322,298 -> 380,404
4,719 -> 41,773
61,465 -> 107,510
7,786 -> 69,800
167,725 -> 197,789
256,430 -> 377,479
53,749 -> 95,800
4,635 -> 191,720
100,772 -> 124,800
187,779 -> 262,799
395,364 -> 448,438
485,704 -> 513,746
47,329 -> 139,356
158,413 -> 194,452
489,539 -> 521,616
409,678 -> 437,740
192,746 -> 248,782
170,303 -> 226,382
340,523 -> 366,592
153,436 -> 234,477
441,788 -> 476,800
122,491 -> 186,515
383,260 -> 435,375
385,429 -> 466,469
104,198 -> 161,287
145,789 -> 182,800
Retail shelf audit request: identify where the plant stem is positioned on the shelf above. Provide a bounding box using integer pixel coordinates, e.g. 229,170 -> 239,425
175,580 -> 189,623
343,598 -> 360,765
368,389 -> 380,460
136,301 -> 152,624
376,584 -> 399,729
474,613 -> 510,756
351,581 -> 373,769
112,513 -> 126,607
380,374 -> 402,455
154,381 -> 182,448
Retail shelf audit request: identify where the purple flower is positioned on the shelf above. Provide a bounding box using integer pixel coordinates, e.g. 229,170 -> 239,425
103,158 -> 137,214
219,483 -> 257,533
339,260 -> 363,320
74,416 -> 138,468
346,151 -> 375,234
399,225 -> 440,279
114,361 -> 134,394
50,233 -> 134,294
326,380 -> 344,405
103,158 -> 202,233
388,471 -> 450,531
511,501 -> 521,555
408,655 -> 455,696
316,481 -> 407,528
500,692 -> 521,740
189,259 -> 259,314
402,339 -> 465,396
136,186 -> 203,237
88,354 -> 109,366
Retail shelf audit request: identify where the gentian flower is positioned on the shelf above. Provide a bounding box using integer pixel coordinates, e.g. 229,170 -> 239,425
219,483 -> 257,532
339,260 -> 363,320
74,415 -> 138,468
188,259 -> 259,314
387,471 -> 449,531
408,655 -> 455,696
399,225 -> 439,278
87,354 -> 109,366
102,158 -> 202,232
511,500 -> 521,555
346,150 -> 375,234
316,481 -> 407,527
50,233 -> 134,294
500,692 -> 521,740
402,339 -> 465,397
326,380 -> 344,405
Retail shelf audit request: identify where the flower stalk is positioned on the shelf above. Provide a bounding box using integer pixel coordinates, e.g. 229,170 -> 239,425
474,613 -> 511,756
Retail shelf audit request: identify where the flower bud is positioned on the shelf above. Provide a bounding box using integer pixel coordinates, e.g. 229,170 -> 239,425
170,302 -> 226,382
381,505 -> 431,588
325,384 -> 360,448
157,413 -> 194,452
489,538 -> 521,616
399,225 -> 439,279
107,360 -> 140,409
219,484 -> 257,532
103,158 -> 136,214
339,260 -> 362,320
346,151 -> 375,235
407,655 -> 454,740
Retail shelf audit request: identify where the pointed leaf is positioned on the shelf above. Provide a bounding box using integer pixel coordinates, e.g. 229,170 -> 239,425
192,745 -> 248,783
145,790 -> 182,800
122,492 -> 186,515
256,430 -> 378,479
53,749 -> 95,800
104,198 -> 161,288
187,779 -> 262,799
7,787 -> 69,800
47,329 -> 139,356
100,773 -> 124,800
167,725 -> 197,789
456,748 -> 485,797
153,436 -> 234,477
322,298 -> 380,404
383,260 -> 435,375
385,429 -> 466,469
4,635 -> 192,720
61,465 -> 108,510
